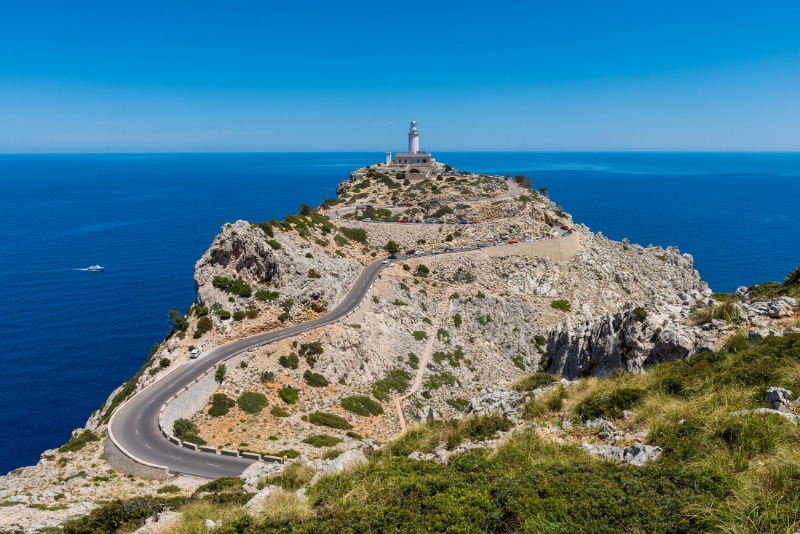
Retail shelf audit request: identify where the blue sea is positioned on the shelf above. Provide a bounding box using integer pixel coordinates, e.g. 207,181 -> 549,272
1,152 -> 798,474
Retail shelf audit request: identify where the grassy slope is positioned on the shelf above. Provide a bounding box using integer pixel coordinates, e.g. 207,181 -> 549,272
63,333 -> 800,533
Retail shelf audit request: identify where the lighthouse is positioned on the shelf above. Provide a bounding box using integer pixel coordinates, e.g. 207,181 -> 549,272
408,120 -> 419,155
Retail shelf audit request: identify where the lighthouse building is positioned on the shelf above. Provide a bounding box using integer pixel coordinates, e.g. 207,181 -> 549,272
391,120 -> 436,166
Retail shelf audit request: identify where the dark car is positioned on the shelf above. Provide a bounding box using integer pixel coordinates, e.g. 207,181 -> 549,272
405,249 -> 416,255
389,254 -> 398,259
561,225 -> 569,231
459,220 -> 467,225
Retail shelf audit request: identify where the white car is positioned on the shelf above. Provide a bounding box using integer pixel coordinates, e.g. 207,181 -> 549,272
414,250 -> 425,255
190,349 -> 200,359
382,259 -> 390,264
432,249 -> 443,254
363,217 -> 371,222
494,241 -> 505,246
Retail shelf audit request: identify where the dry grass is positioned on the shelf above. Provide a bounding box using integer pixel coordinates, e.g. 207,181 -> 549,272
162,500 -> 249,534
252,488 -> 312,521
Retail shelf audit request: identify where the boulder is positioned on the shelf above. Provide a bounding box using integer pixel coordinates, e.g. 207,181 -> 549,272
133,511 -> 182,534
764,387 -> 793,411
580,442 -> 662,466
310,449 -> 368,485
244,485 -> 280,511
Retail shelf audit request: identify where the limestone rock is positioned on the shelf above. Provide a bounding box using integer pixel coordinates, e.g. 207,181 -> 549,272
133,511 -> 182,534
580,442 -> 662,466
245,485 -> 280,511
764,387 -> 794,411
310,449 -> 368,485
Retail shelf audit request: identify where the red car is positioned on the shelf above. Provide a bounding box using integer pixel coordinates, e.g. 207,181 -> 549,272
508,239 -> 518,244
398,219 -> 409,223
561,225 -> 569,231
405,249 -> 416,255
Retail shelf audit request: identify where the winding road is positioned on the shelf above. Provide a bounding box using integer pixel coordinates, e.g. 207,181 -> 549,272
110,258 -> 389,479
109,222 -> 571,479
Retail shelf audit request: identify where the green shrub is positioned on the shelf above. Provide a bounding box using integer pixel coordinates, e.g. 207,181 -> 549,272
208,393 -> 235,417
372,369 -> 412,401
453,313 -> 462,328
218,310 -> 231,320
193,316 -> 213,338
407,352 -> 420,369
279,352 -> 299,369
692,302 -> 742,325
158,357 -> 170,368
550,299 -> 571,312
173,418 -> 206,445
633,306 -> 648,322
412,330 -> 428,341
415,264 -> 429,277
255,289 -> 280,302
256,221 -> 274,237
302,434 -> 343,447
266,239 -> 282,250
303,370 -> 329,387
61,496 -> 188,534
299,342 -> 323,357
245,307 -> 259,319
512,356 -> 525,370
341,396 -> 384,417
513,373 -> 557,392
212,276 -> 252,297
575,387 -> 645,420
236,392 -> 268,414
155,485 -> 180,494
308,268 -> 321,278
260,371 -> 275,383
233,310 -> 246,321
270,406 -> 290,417
279,387 -> 299,404
446,397 -> 470,411
308,411 -> 353,430
339,227 -> 368,244
58,430 -> 99,453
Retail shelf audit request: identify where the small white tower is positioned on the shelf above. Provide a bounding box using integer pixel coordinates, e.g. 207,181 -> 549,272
408,120 -> 419,155
386,151 -> 392,164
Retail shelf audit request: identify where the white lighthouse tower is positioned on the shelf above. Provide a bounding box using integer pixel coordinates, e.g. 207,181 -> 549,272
407,120 -> 419,155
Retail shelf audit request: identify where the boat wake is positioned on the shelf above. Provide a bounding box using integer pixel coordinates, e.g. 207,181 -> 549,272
75,265 -> 104,272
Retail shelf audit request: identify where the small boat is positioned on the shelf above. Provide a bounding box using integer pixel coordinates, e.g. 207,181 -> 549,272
86,265 -> 104,272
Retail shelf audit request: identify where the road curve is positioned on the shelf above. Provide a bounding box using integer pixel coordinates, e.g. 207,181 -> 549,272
109,234 -> 570,479
111,258 -> 387,478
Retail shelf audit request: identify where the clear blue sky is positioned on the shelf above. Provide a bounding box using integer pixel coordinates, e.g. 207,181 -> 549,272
2,1 -> 800,152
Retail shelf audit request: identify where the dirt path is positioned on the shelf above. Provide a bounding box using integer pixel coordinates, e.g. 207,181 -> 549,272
393,297 -> 451,431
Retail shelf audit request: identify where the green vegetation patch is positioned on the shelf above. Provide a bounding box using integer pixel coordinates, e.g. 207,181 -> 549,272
58,430 -> 100,453
303,370 -> 329,387
550,299 -> 571,312
212,276 -> 252,298
270,406 -> 290,417
308,411 -> 353,430
173,418 -> 206,446
341,396 -> 384,417
279,352 -> 300,369
302,434 -> 344,447
372,369 -> 412,401
279,387 -> 299,405
236,392 -> 269,414
512,372 -> 557,392
339,227 -> 368,244
208,393 -> 235,417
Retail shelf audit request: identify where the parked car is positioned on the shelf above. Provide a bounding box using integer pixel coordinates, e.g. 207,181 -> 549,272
398,219 -> 409,223
508,239 -> 518,244
405,249 -> 416,255
414,250 -> 425,255
430,200 -> 440,205
432,249 -> 443,254
389,254 -> 398,259
190,349 -> 200,359
382,259 -> 390,264
494,241 -> 505,246
459,220 -> 467,225
363,217 -> 372,222
561,225 -> 570,231
385,204 -> 394,207
477,243 -> 489,248
436,220 -> 445,224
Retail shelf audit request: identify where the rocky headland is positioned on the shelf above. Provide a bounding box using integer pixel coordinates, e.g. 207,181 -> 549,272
2,162 -> 798,533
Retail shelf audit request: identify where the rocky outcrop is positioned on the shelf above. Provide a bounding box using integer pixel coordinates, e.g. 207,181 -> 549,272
580,443 -> 663,466
309,449 -> 368,485
465,386 -> 525,418
194,220 -> 360,319
742,297 -> 797,319
546,277 -> 713,379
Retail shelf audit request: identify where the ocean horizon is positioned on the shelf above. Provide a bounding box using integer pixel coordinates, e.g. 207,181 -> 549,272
1,151 -> 798,474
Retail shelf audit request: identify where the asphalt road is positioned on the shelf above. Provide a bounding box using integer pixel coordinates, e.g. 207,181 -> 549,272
110,258 -> 387,478
109,234 -> 569,479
